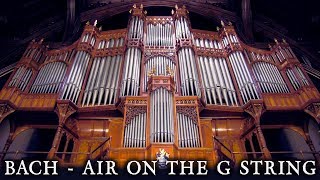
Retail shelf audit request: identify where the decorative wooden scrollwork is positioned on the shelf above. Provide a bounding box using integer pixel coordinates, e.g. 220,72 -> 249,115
304,102 -> 320,123
55,101 -> 77,125
176,106 -> 198,124
0,103 -> 15,123
125,106 -> 147,125
243,100 -> 265,123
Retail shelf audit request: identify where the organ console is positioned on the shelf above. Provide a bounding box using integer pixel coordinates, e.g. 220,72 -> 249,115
0,4 -> 319,168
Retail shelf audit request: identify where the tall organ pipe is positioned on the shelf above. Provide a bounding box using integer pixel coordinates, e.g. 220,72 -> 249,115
150,88 -> 174,143
228,51 -> 259,103
30,62 -> 67,94
8,66 -> 32,91
121,48 -> 142,96
198,56 -> 238,106
123,112 -> 147,148
252,62 -> 289,94
61,51 -> 90,104
82,55 -> 122,106
178,48 -> 201,97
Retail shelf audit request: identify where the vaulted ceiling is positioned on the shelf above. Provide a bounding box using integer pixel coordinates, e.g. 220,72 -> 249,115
0,0 -> 319,69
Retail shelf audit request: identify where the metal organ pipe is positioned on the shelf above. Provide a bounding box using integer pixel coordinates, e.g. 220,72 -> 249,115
146,22 -> 173,47
228,51 -> 260,103
198,56 -> 238,106
8,66 -> 32,91
82,55 -> 122,106
286,68 -> 301,90
177,113 -> 200,148
61,51 -> 90,104
121,47 -> 142,96
252,62 -> 289,94
30,62 -> 67,94
150,88 -> 174,143
178,48 -> 201,97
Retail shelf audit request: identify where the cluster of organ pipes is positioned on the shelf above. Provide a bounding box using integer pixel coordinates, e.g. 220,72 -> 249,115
128,16 -> 144,39
286,68 -> 302,91
175,16 -> 191,39
177,48 -> 201,97
145,22 -> 174,47
123,113 -> 147,148
61,51 -> 90,103
97,38 -> 124,49
30,62 -> 67,94
198,56 -> 238,106
177,113 -> 201,148
252,62 -> 289,93
195,38 -> 222,49
121,47 -> 142,96
143,56 -> 176,92
82,55 -> 122,106
229,51 -> 260,103
295,66 -> 309,86
150,88 -> 174,143
8,66 -> 32,91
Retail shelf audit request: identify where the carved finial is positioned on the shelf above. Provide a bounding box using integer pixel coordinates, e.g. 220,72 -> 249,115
148,67 -> 157,77
216,26 -> 220,31
86,21 -> 90,25
40,38 -> 44,44
140,4 -> 143,9
268,44 -> 272,49
144,10 -> 147,15
171,9 -> 174,15
133,4 -> 136,8
274,38 -> 278,44
282,38 -> 287,44
94,20 -> 98,27
182,5 -> 186,9
99,26 -> 102,31
228,21 -> 232,26
129,9 -> 132,13
166,65 -> 174,77
175,4 -> 178,10
221,20 -> 225,26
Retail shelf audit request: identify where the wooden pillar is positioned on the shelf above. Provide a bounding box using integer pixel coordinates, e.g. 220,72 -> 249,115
48,101 -> 77,159
0,133 -> 14,163
255,124 -> 271,159
243,100 -> 271,159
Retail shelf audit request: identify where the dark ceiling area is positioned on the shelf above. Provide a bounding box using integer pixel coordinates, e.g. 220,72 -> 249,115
0,0 -> 319,69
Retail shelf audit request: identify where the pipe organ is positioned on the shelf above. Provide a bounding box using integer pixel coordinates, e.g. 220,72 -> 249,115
1,4 -> 320,167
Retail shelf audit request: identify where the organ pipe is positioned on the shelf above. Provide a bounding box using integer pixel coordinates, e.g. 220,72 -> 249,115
178,48 -> 201,97
150,88 -> 174,143
121,48 -> 142,96
177,113 -> 201,148
82,55 -> 122,106
145,23 -> 174,47
123,112 -> 146,148
30,62 -> 67,94
228,51 -> 259,103
286,69 -> 301,90
252,62 -> 289,93
198,56 -> 238,105
61,51 -> 90,103
8,66 -> 32,91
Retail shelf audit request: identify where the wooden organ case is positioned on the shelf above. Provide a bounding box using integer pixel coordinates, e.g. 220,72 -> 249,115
0,4 -> 320,167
